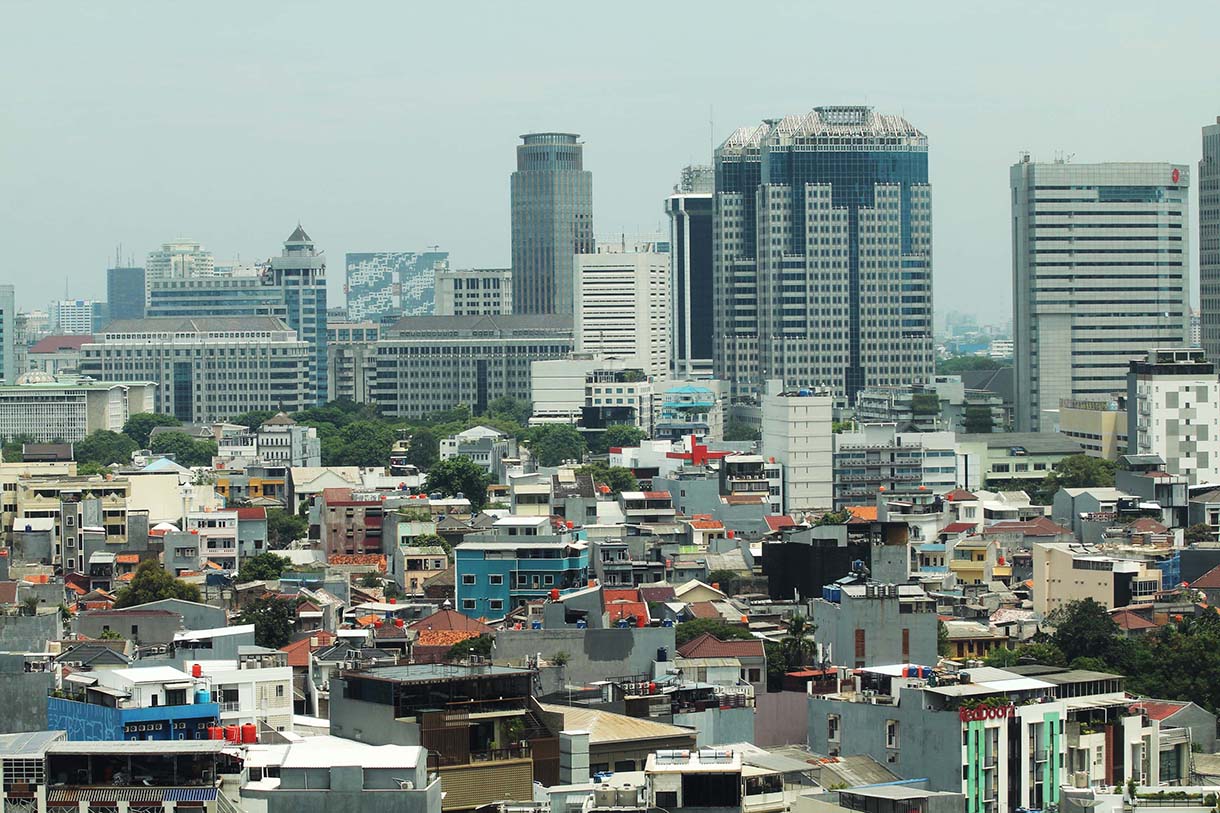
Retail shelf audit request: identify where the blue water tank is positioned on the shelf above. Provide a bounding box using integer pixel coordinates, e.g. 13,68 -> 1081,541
531,620 -> 543,630
195,688 -> 210,704
575,619 -> 588,629
661,618 -> 674,628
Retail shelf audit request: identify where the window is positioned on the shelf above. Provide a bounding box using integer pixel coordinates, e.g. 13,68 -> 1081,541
490,599 -> 504,611
748,668 -> 761,683
614,760 -> 635,772
275,685 -> 284,698
828,714 -> 840,741
886,720 -> 899,749
854,628 -> 866,660
462,574 -> 476,585
462,599 -> 476,611
489,574 -> 504,586
902,628 -> 910,660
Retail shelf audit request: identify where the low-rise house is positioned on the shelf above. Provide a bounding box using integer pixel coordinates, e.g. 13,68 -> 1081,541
47,665 -> 220,741
676,633 -> 766,695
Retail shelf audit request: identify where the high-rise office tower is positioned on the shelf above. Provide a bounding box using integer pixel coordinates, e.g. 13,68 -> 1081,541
574,239 -> 672,378
1201,118 -> 1220,359
49,300 -> 107,335
666,166 -> 714,379
511,133 -> 594,315
106,266 -> 146,321
434,268 -> 513,316
1012,159 -> 1191,432
713,107 -> 933,399
1127,348 -> 1220,485
145,239 -> 215,283
268,225 -> 328,404
0,285 -> 13,384
345,250 -> 449,322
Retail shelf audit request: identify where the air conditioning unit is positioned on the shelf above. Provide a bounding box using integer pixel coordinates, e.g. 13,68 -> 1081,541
396,779 -> 415,790
1073,771 -> 1089,788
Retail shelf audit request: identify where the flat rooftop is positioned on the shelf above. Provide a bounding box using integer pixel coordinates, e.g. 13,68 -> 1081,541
348,663 -> 532,682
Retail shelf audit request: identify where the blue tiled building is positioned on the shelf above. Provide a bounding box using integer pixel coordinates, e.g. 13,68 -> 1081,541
47,666 -> 219,741
454,517 -> 591,618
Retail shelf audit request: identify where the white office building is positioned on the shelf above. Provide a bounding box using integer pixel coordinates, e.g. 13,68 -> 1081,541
1127,348 -> 1220,485
0,374 -> 156,443
1012,159 -> 1191,431
79,317 -> 311,423
434,268 -> 513,316
574,241 -> 671,378
760,380 -> 834,513
145,238 -> 216,283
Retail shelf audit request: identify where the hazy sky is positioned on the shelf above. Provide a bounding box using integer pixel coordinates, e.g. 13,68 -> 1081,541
3,1 -> 1219,324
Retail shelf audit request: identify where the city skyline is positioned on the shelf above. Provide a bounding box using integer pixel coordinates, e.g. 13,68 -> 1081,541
3,3 -> 1219,321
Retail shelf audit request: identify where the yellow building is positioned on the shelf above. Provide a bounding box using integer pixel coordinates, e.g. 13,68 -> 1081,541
1057,398 -> 1127,460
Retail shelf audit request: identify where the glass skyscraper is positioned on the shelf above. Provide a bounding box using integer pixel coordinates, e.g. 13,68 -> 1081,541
106,266 -> 146,321
345,251 -> 450,322
713,106 -> 933,399
511,133 -> 594,315
1201,117 -> 1220,360
666,166 -> 714,379
269,226 -> 328,405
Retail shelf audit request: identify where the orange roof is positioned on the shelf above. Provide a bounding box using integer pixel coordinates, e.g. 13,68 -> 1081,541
328,554 -> 387,572
1112,610 -> 1158,631
765,515 -> 799,532
690,520 -> 724,530
607,600 -> 649,625
408,609 -> 493,633
603,589 -> 641,604
115,553 -> 140,564
686,601 -> 721,620
279,631 -> 336,667
691,514 -> 714,521
66,583 -> 87,596
22,575 -> 50,584
677,632 -> 764,659
846,505 -> 878,521
416,629 -> 480,648
117,573 -> 135,582
1129,700 -> 1189,720
355,614 -> 379,627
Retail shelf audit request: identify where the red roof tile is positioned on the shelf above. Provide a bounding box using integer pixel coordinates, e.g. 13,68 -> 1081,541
943,489 -> 978,502
416,629 -> 481,648
690,520 -> 724,530
1128,517 -> 1169,534
764,515 -> 799,532
1129,700 -> 1188,721
327,554 -> 387,571
1190,564 -> 1220,590
941,522 -> 977,534
115,553 -> 140,564
677,632 -> 764,659
279,631 -> 337,667
603,589 -> 640,604
1111,610 -> 1158,631
607,600 -> 650,625
686,601 -> 721,620
407,609 -> 493,633
29,335 -> 92,353
639,585 -> 676,603
236,507 -> 267,520
984,517 -> 1073,537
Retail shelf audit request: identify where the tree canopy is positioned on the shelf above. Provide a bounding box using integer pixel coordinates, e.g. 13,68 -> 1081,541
235,595 -> 295,648
482,396 -> 532,427
588,425 -> 645,456
404,427 -> 439,470
936,356 -> 1004,374
266,509 -> 308,549
576,462 -> 638,495
723,421 -> 760,442
239,552 -> 292,582
149,431 -> 217,467
424,457 -> 491,510
76,430 -> 139,468
526,424 -> 587,467
112,560 -> 201,608
121,413 -> 181,448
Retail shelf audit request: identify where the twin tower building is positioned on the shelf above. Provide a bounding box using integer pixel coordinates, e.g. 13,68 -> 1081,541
511,106 -> 936,401
514,108 -> 1205,421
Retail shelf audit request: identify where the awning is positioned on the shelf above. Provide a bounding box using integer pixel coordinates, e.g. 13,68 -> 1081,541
164,681 -> 195,690
64,673 -> 98,685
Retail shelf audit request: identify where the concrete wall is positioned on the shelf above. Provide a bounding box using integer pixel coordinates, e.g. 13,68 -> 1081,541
74,610 -> 182,646
244,775 -> 441,813
808,695 -> 963,792
0,654 -> 51,733
138,598 -> 226,630
493,626 -> 675,688
755,691 -> 810,746
673,705 -> 754,747
812,594 -> 938,668
327,681 -> 421,746
0,612 -> 59,651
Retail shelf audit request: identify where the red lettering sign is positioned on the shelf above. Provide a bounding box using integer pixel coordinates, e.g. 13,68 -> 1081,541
959,705 -> 1016,722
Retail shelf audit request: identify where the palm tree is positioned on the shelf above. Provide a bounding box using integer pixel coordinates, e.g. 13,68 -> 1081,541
780,614 -> 816,670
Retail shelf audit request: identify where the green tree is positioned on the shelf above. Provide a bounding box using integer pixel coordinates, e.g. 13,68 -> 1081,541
228,410 -> 277,430
707,569 -> 745,596
589,425 -> 645,457
122,413 -> 181,448
324,420 -> 397,467
815,509 -> 851,526
674,618 -> 754,646
576,462 -> 639,495
446,634 -> 494,661
911,392 -> 940,417
150,431 -> 217,466
723,421 -> 760,442
411,532 -> 452,556
526,424 -> 587,467
1048,598 -> 1119,665
938,620 -> 951,657
2,434 -> 35,462
777,614 -> 816,672
113,560 -> 201,607
76,430 -> 139,467
359,571 -> 383,588
239,552 -> 292,582
405,427 -> 439,470
963,405 -> 995,434
1185,523 -> 1214,546
1045,454 -> 1117,492
936,356 -> 1003,375
266,509 -> 308,549
424,457 -> 492,510
483,396 -> 532,426
235,595 -> 295,648
77,461 -> 109,476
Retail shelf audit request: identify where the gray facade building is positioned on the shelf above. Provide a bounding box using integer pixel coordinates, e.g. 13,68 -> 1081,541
811,581 -> 939,668
1202,118 -> 1220,360
146,275 -> 289,322
666,166 -> 714,379
0,285 -> 14,385
434,268 -> 512,316
106,266 -> 146,321
268,226 -> 328,404
714,107 -> 933,399
511,133 -> 594,316
1012,160 -> 1191,431
370,314 -> 572,418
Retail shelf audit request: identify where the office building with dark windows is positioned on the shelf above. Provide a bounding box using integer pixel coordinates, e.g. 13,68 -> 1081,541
511,132 -> 594,315
345,250 -> 450,322
106,266 -> 146,321
370,314 -> 572,418
79,317 -> 311,423
713,106 -> 933,400
267,225 -> 328,405
666,165 -> 714,378
1201,118 -> 1220,360
1011,159 -> 1190,431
